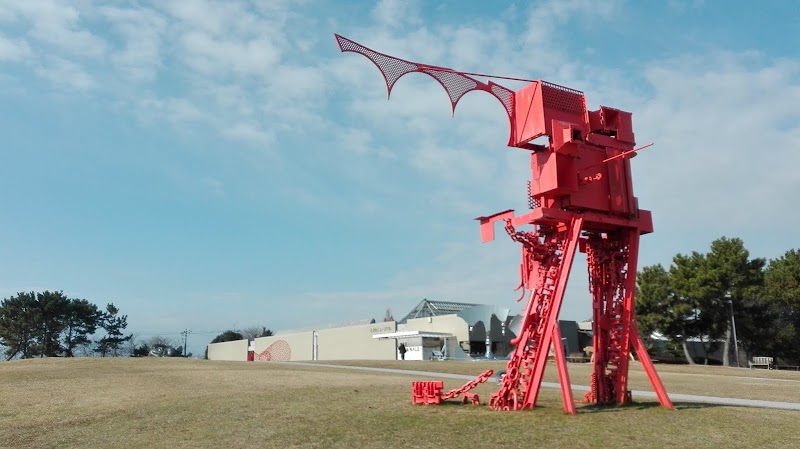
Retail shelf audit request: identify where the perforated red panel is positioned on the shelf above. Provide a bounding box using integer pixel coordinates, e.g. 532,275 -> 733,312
489,82 -> 514,118
541,81 -> 585,115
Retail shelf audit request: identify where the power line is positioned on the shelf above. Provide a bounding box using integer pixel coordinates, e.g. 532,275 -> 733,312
129,330 -> 226,336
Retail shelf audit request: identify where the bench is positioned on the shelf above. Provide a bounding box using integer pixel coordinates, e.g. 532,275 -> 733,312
749,356 -> 773,369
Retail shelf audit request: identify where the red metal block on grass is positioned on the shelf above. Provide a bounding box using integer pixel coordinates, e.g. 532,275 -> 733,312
411,381 -> 443,405
411,370 -> 494,405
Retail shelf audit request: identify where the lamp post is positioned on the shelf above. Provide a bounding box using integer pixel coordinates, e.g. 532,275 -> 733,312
723,299 -> 740,367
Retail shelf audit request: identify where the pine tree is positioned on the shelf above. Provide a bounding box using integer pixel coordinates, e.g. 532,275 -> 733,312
96,303 -> 132,357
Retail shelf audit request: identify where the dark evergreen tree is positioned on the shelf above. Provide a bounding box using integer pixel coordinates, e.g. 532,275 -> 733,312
62,298 -> 101,357
32,291 -> 70,357
0,292 -> 39,360
210,330 -> 244,344
637,237 -> 768,365
763,249 -> 800,364
96,303 -> 132,357
702,237 -> 766,366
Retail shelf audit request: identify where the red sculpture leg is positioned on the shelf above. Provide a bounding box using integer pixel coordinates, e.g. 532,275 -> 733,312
584,231 -> 634,405
631,320 -> 674,409
582,228 -> 672,408
489,217 -> 583,411
614,228 -> 639,404
613,229 -> 638,404
552,322 -> 577,415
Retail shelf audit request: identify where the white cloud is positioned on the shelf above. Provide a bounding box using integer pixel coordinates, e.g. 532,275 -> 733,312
34,56 -> 94,90
10,0 -> 108,58
410,141 -> 498,184
160,0 -> 237,36
371,0 -> 421,30
0,34 -> 31,61
177,31 -> 281,78
222,122 -> 275,146
207,84 -> 256,118
633,52 -> 800,232
99,5 -> 166,82
266,64 -> 327,102
137,96 -> 207,128
336,127 -> 380,157
521,0 -> 622,75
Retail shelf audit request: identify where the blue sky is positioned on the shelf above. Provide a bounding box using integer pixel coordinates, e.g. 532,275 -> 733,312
1,0 -> 799,354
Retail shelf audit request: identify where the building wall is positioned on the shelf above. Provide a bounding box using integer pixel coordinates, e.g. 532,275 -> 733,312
250,322 -> 399,362
207,313 -> 594,362
558,321 -> 580,355
207,339 -> 249,361
254,332 -> 314,361
316,321 -> 398,360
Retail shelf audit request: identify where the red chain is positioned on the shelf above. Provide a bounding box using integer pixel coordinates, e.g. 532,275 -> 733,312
441,369 -> 494,401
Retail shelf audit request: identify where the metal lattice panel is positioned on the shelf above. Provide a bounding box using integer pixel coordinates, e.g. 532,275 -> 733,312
541,81 -> 586,115
421,68 -> 479,113
489,82 -> 514,118
335,34 -> 417,99
335,34 -> 515,121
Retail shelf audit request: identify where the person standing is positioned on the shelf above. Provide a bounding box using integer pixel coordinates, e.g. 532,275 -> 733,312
398,343 -> 407,360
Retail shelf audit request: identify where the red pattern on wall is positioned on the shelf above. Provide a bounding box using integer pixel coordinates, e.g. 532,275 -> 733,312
255,340 -> 291,361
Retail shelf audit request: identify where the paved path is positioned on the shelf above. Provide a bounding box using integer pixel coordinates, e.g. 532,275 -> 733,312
282,362 -> 800,412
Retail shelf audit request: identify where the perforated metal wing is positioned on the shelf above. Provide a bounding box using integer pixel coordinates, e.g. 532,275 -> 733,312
335,34 -> 516,143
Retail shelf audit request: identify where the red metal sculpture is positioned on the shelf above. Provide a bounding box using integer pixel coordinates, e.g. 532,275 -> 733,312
335,34 -> 673,413
412,369 -> 494,405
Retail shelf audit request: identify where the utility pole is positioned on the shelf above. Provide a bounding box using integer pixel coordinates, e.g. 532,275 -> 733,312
181,329 -> 192,357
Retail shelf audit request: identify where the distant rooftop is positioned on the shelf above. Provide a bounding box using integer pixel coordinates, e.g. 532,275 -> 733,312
398,298 -> 480,324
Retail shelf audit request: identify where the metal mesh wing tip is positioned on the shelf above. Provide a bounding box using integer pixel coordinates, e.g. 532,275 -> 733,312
335,34 -> 515,133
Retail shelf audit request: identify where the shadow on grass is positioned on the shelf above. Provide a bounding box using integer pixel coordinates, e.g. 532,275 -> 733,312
429,400 -> 485,408
578,401 -> 724,413
411,400 -> 724,413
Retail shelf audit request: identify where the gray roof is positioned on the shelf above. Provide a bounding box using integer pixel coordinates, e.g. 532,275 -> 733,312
398,298 -> 479,323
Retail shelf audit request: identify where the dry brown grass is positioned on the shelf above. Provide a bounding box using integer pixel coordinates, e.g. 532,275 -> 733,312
319,359 -> 800,403
1,358 -> 799,449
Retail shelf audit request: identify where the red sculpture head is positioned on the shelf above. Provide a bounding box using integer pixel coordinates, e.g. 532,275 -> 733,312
512,81 -> 639,218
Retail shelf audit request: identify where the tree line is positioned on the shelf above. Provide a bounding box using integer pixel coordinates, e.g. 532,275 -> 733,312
636,237 -> 799,366
0,291 -> 131,360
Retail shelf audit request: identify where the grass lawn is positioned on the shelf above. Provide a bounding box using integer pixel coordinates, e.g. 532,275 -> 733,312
1,358 -> 799,449
319,359 -> 800,403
